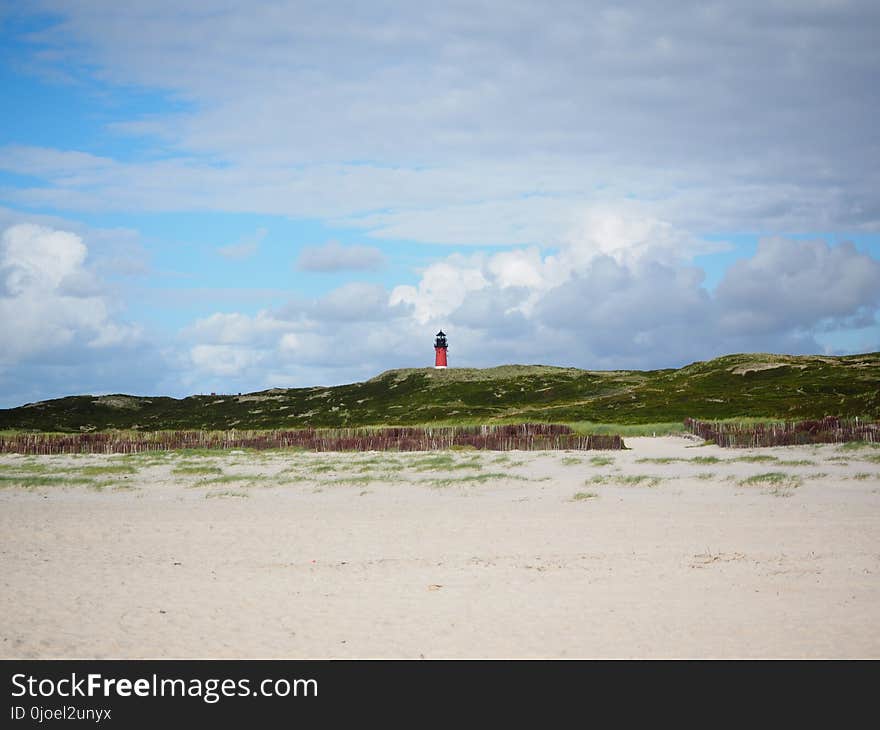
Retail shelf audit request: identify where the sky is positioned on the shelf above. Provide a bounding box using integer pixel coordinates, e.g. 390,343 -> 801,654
0,0 -> 879,407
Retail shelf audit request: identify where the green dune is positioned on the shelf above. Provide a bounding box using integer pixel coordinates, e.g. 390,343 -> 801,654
1,352 -> 877,432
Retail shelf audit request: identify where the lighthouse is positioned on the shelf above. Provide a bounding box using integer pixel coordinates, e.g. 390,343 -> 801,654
434,330 -> 448,369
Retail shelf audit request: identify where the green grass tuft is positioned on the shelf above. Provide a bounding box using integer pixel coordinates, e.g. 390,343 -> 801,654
588,474 -> 661,487
0,474 -> 98,488
77,464 -> 137,475
689,456 -> 721,464
172,464 -> 223,475
732,455 -> 779,463
738,472 -> 802,488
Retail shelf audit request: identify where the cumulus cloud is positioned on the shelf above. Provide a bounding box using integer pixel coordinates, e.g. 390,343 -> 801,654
716,238 -> 880,336
178,227 -> 880,391
0,223 -> 158,406
310,282 -> 408,322
180,281 -> 413,391
296,240 -> 386,272
0,223 -> 142,364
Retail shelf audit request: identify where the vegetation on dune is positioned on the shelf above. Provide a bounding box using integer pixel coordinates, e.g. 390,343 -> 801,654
738,472 -> 803,489
0,352 -> 876,432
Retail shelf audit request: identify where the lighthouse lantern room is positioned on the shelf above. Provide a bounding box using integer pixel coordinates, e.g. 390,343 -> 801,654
434,330 -> 448,369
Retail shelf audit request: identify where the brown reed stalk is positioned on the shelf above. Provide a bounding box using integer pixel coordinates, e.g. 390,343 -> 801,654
0,424 -> 625,455
684,416 -> 879,448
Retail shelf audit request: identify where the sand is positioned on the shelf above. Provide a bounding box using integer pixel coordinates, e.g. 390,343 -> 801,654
1,435 -> 878,658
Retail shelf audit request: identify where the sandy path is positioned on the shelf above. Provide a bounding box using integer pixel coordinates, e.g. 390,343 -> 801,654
1,436 -> 878,658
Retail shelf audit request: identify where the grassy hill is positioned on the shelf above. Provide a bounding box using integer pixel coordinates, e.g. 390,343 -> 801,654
1,352 -> 878,432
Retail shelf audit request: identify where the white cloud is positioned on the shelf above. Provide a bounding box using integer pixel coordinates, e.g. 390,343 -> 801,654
0,223 -> 142,364
217,227 -> 267,259
2,1 -> 877,241
716,238 -> 880,335
189,345 -> 265,378
391,255 -> 489,324
176,227 -> 880,391
296,240 -> 386,272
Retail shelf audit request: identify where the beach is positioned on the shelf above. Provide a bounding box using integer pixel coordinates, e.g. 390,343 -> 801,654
1,435 -> 878,658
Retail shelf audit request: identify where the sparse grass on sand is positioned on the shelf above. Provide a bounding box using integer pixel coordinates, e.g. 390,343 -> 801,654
571,491 -> 598,501
733,455 -> 779,463
324,474 -> 397,486
561,456 -> 583,466
839,441 -> 880,451
410,454 -> 483,471
172,464 -> 223,475
192,474 -> 270,488
0,461 -> 51,473
588,455 -> 614,467
695,472 -> 716,480
205,490 -> 249,499
425,472 -> 525,488
0,474 -> 99,488
689,456 -> 722,464
738,472 -> 802,490
589,474 -> 662,487
76,464 -> 138,476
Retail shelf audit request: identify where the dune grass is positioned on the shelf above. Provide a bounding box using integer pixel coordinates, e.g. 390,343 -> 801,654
689,455 -> 722,464
425,472 -> 526,488
77,464 -> 138,476
738,472 -> 802,489
0,461 -> 51,473
0,474 -> 99,488
172,464 -> 223,475
193,474 -> 270,488
589,474 -> 662,487
839,441 -> 880,451
570,421 -> 685,436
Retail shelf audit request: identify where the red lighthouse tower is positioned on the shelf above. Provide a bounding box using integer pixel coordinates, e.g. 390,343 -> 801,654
434,330 -> 448,369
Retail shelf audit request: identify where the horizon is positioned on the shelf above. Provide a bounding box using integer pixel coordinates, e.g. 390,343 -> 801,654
2,2 -> 880,408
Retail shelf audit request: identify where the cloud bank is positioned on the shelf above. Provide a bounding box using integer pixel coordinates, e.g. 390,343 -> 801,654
0,0 -> 876,244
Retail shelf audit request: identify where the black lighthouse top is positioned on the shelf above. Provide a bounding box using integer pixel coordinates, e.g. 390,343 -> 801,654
434,330 -> 448,349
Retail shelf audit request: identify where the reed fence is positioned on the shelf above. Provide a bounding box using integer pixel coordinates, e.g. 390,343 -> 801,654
684,416 -> 879,448
0,424 -> 624,455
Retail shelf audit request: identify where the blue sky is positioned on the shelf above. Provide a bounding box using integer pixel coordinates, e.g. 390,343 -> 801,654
1,1 -> 879,407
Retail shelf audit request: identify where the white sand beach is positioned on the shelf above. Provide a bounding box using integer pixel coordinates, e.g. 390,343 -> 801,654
1,435 -> 878,658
